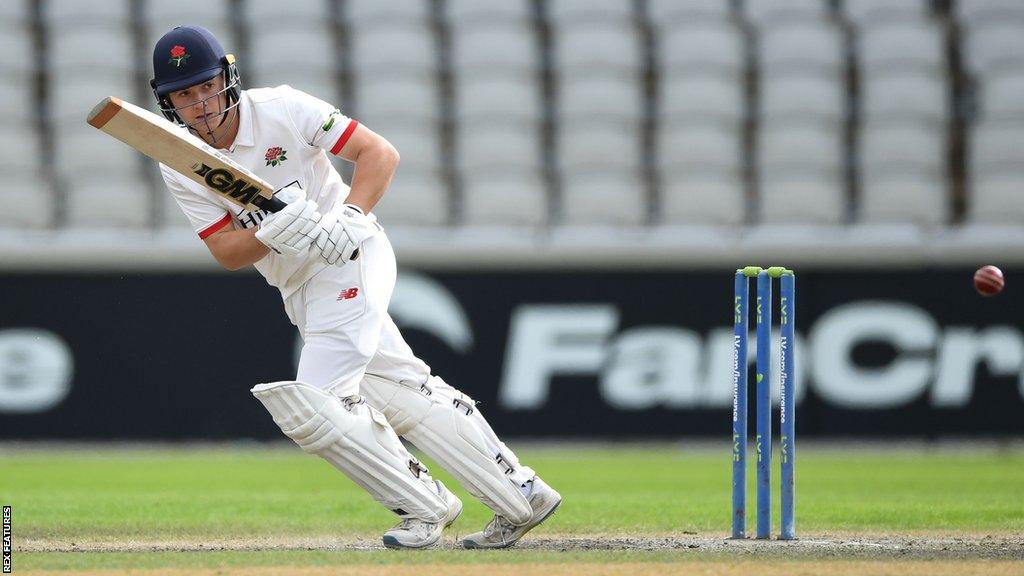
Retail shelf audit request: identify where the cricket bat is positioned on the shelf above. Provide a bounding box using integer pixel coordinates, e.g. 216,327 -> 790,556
86,96 -> 286,213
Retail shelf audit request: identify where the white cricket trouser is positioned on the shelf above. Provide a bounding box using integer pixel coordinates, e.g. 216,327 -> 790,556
283,230 -> 431,396
282,230 -> 539,522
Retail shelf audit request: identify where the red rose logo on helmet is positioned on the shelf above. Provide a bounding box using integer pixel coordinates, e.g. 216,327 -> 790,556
168,45 -> 189,67
264,147 -> 288,166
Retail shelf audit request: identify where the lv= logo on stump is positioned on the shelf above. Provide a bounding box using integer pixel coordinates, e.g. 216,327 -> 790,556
732,266 -> 797,541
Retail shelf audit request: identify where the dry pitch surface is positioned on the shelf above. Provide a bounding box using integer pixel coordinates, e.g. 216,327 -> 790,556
17,535 -> 1024,576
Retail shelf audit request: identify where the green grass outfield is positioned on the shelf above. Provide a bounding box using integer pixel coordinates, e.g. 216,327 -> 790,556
2,442 -> 1023,573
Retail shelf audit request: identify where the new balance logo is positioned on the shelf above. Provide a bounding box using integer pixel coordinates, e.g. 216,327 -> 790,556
337,288 -> 359,301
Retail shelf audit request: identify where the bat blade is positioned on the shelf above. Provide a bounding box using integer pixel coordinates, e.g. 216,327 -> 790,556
87,96 -> 285,213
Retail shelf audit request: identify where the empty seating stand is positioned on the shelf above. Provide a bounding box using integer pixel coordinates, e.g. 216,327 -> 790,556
48,0 -> 151,228
449,0 -> 545,227
550,0 -> 646,226
0,0 -> 1006,248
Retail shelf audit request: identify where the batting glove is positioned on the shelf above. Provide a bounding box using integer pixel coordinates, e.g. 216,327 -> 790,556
255,185 -> 321,257
311,204 -> 380,266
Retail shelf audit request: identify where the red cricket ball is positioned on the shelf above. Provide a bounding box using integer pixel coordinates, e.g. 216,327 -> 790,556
974,265 -> 1004,297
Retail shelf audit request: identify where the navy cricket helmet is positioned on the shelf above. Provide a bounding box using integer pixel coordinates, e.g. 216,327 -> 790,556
150,25 -> 241,124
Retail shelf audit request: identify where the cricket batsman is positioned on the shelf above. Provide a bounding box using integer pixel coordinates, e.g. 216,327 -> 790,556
149,25 -> 560,549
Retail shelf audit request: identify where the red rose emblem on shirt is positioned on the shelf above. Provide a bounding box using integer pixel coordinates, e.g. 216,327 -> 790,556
168,45 -> 190,67
265,146 -> 288,166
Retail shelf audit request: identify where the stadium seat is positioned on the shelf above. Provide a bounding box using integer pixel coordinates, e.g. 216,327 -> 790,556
758,123 -> 844,177
859,21 -> 945,74
52,75 -> 135,124
242,1 -> 331,79
966,122 -> 1024,220
859,121 -> 946,178
248,27 -> 339,99
159,185 -> 194,229
56,125 -> 141,178
48,24 -> 134,126
0,171 -> 52,228
49,27 -> 133,75
759,175 -> 845,224
45,0 -> 130,28
268,78 -> 340,107
454,76 -> 541,124
962,22 -> 1024,75
447,0 -> 533,25
558,123 -> 642,173
0,76 -> 34,122
0,124 -> 42,174
461,171 -> 547,227
760,74 -> 845,124
648,0 -> 733,23
345,0 -> 430,26
981,72 -> 1024,121
0,25 -> 33,76
970,122 -> 1024,172
969,173 -> 1024,223
248,0 -> 332,23
350,25 -> 436,76
657,21 -> 745,78
957,0 -> 1024,27
144,0 -> 236,52
0,21 -> 34,124
355,75 -> 440,125
558,76 -> 643,122
547,0 -> 634,25
0,1 -> 30,25
66,176 -> 152,228
372,170 -> 448,226
843,0 -> 930,26
363,121 -> 441,174
745,0 -> 830,26
759,23 -> 844,75
659,75 -> 744,127
248,27 -> 334,69
657,123 -> 743,175
859,172 -> 948,225
458,123 -> 543,174
860,73 -> 948,124
146,0 -> 232,24
560,169 -> 646,226
757,119 -> 846,222
660,173 -> 745,226
450,23 -> 538,76
553,22 -> 643,76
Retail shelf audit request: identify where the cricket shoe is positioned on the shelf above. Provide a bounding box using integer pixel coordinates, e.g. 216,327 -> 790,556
462,477 -> 562,549
382,480 -> 463,550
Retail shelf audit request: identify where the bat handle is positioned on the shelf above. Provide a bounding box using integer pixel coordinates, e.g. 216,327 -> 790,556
256,195 -> 288,213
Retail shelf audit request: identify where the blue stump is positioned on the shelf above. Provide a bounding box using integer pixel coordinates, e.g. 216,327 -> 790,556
780,272 -> 797,540
756,270 -> 772,539
731,271 -> 749,539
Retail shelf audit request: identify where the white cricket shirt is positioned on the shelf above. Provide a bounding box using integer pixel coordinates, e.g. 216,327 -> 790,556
160,85 -> 359,299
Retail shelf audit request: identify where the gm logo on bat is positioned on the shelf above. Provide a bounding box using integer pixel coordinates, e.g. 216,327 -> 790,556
191,162 -> 267,205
